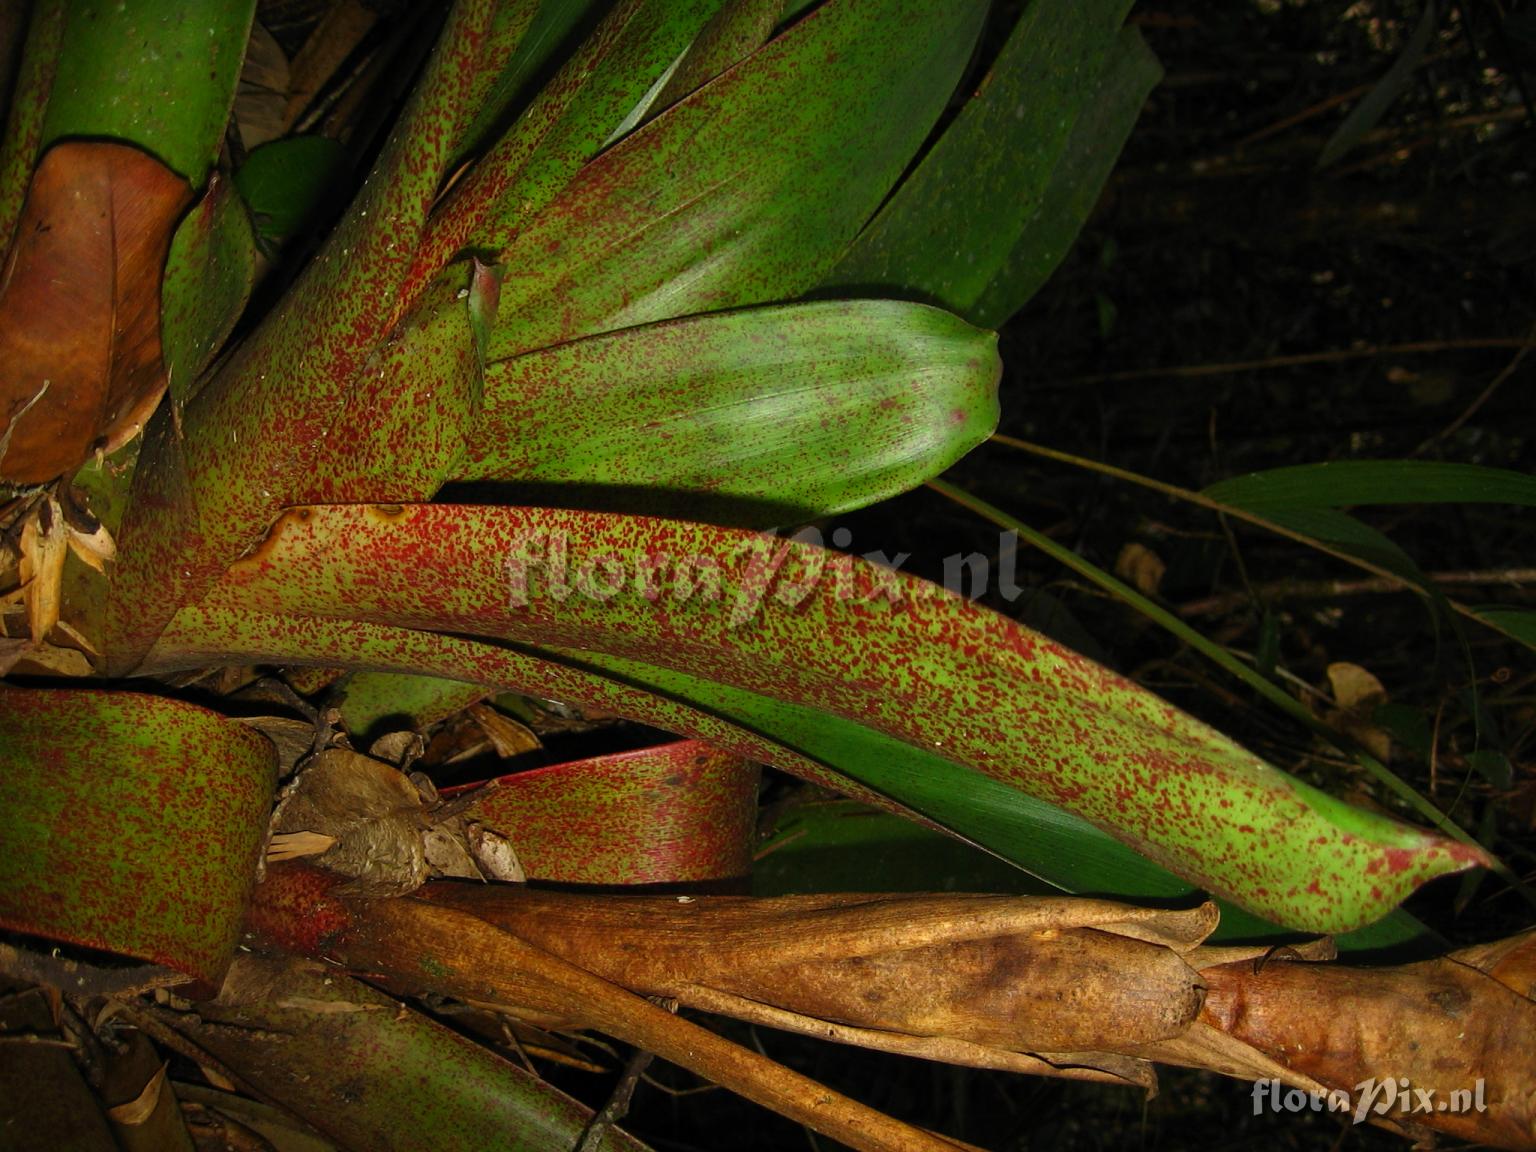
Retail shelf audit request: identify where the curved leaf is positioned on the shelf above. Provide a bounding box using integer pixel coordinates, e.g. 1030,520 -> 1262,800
458,301 -> 1000,522
0,686 -> 275,985
144,607 -> 1435,949
454,739 -> 759,885
165,504 -> 1486,932
483,0 -> 989,358
824,0 -> 1143,324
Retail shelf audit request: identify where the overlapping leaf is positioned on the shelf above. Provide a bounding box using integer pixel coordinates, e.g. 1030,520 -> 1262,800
154,503 -> 1485,932
484,0 -> 989,357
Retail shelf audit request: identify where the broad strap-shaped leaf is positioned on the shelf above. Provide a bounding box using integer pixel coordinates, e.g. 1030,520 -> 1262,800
165,954 -> 654,1152
0,686 -> 275,985
0,0 -> 65,252
0,141 -> 192,483
166,504 -> 1486,932
144,606 -> 1436,948
823,0 -> 1144,325
458,301 -> 1000,523
453,739 -> 759,885
39,0 -> 254,183
483,0 -> 989,358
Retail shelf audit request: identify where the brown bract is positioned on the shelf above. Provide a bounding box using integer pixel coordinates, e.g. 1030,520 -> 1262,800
0,141 -> 192,483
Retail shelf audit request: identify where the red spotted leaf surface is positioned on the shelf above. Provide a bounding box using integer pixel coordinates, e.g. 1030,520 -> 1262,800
161,504 -> 1486,933
450,739 -> 759,885
0,686 -> 276,985
0,141 -> 192,483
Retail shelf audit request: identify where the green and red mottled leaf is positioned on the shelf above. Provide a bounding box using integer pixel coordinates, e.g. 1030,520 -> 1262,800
165,954 -> 654,1152
143,606 -> 1437,948
454,739 -> 759,885
825,0 -> 1143,326
411,0 -> 728,298
105,0 -> 501,668
0,141 -> 192,483
0,686 -> 275,984
148,504 -> 1485,933
0,0 -> 65,252
457,301 -> 1000,523
482,0 -> 988,359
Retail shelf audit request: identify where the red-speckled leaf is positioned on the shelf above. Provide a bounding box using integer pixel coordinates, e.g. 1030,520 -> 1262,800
159,505 -> 1487,933
482,0 -> 988,359
167,954 -> 653,1152
142,607 -> 1436,948
104,0 -> 501,669
408,0 -> 728,301
0,686 -> 276,985
0,141 -> 192,483
457,301 -> 1000,522
451,739 -> 758,885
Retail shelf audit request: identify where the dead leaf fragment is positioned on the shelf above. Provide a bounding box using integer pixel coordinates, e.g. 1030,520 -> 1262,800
1114,541 -> 1166,597
0,141 -> 193,483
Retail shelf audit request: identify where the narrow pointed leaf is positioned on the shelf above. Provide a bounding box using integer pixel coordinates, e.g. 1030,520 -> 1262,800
456,739 -> 759,885
1203,460 -> 1536,511
173,504 -> 1486,932
166,955 -> 654,1152
485,0 -> 988,358
459,301 -> 1000,522
1472,607 -> 1536,648
1318,1 -> 1439,169
824,0 -> 1139,323
144,606 -> 1436,949
0,686 -> 275,985
40,0 -> 254,182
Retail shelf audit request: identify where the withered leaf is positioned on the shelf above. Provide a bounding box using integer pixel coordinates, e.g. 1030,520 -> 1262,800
0,141 -> 193,483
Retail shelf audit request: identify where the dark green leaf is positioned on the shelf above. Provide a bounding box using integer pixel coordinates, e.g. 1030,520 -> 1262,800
1204,460 -> 1536,511
1318,2 -> 1439,169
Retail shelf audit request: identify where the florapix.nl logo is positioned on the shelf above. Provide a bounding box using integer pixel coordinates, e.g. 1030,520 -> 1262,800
1253,1076 -> 1486,1127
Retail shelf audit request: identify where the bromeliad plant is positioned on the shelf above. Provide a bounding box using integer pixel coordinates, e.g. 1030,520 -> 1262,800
0,1 -> 1524,1148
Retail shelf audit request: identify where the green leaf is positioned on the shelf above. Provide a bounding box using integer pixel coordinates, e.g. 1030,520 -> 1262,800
40,0 -> 255,182
482,0 -> 989,358
334,671 -> 491,737
969,28 -> 1162,326
233,136 -> 349,247
456,300 -> 1000,523
454,739 -> 760,885
161,173 -> 258,413
1318,1 -> 1439,169
1472,607 -> 1536,648
0,687 -> 275,985
166,955 -> 653,1152
824,0 -> 1140,325
415,0 -> 727,295
148,503 -> 1486,933
1204,460 -> 1536,511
